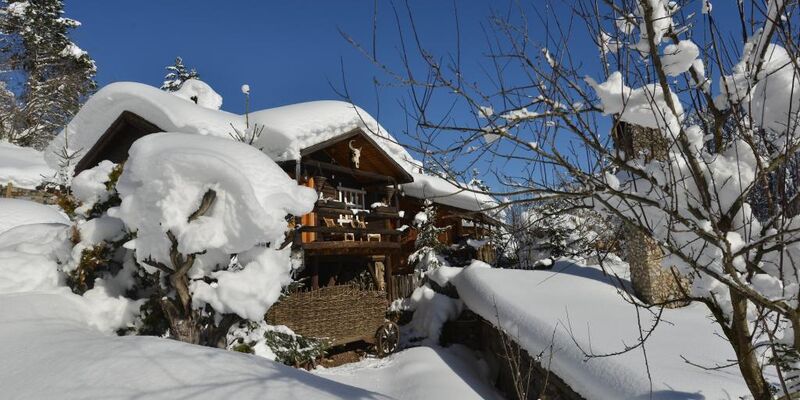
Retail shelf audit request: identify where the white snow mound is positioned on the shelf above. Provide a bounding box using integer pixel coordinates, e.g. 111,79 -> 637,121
0,198 -> 68,235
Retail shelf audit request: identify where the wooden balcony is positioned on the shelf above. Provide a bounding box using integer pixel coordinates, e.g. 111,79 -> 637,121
298,225 -> 402,255
297,201 -> 405,255
313,200 -> 401,220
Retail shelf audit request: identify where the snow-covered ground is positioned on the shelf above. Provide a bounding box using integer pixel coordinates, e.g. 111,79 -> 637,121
0,288 -> 502,400
451,259 -> 756,399
0,291 -> 388,400
0,198 -> 68,234
315,345 -> 502,400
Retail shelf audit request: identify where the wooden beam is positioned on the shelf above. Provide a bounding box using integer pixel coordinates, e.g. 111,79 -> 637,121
311,256 -> 319,290
302,241 -> 401,256
299,226 -> 401,235
302,160 -> 396,185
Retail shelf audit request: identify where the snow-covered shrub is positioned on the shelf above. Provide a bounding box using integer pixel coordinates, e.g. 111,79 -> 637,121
62,163 -> 130,295
112,132 -> 316,345
30,132 -> 316,345
227,321 -> 328,369
161,56 -> 199,92
409,200 -> 450,276
516,199 -> 616,268
71,160 -> 122,218
393,265 -> 471,345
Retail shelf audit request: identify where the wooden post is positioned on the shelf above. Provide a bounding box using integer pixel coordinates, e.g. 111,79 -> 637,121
294,159 -> 303,246
4,182 -> 13,198
311,256 -> 320,290
385,255 -> 393,300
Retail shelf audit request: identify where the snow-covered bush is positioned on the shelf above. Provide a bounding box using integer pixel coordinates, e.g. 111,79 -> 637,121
516,199 -> 616,268
111,132 -> 316,344
409,200 -> 450,276
161,56 -> 199,92
45,132 -> 316,346
227,321 -> 328,369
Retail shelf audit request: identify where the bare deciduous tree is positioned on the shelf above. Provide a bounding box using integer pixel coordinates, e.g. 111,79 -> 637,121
345,0 -> 800,397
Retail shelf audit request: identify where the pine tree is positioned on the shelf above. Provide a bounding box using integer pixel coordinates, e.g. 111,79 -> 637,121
0,0 -> 96,149
161,56 -> 199,92
408,200 -> 450,275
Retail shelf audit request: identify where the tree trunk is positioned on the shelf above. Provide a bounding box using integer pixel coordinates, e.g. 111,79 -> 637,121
160,298 -> 201,345
728,291 -> 772,400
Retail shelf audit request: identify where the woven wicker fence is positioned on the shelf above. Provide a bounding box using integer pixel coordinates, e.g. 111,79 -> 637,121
266,285 -> 388,346
389,274 -> 418,300
1,183 -> 59,205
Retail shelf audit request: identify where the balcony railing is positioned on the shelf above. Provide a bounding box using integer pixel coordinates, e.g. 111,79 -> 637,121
296,200 -> 405,255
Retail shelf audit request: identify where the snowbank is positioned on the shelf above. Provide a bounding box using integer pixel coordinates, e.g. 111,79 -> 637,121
45,81 -> 419,175
451,260 -> 754,399
315,345 -> 502,400
0,292 -> 388,400
0,141 -> 53,189
0,198 -> 68,234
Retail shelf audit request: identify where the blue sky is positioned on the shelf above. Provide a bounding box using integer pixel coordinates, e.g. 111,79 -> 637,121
64,1 -> 748,191
67,1 -> 507,133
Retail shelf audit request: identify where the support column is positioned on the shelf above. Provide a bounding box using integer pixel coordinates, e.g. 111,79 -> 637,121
385,254 -> 394,300
311,256 -> 319,290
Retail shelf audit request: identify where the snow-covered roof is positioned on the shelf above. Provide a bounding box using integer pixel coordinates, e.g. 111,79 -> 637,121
0,141 -> 54,189
401,172 -> 498,214
47,81 -> 498,215
46,82 -> 418,173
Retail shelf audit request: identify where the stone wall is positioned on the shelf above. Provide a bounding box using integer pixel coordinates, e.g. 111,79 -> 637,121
624,225 -> 690,307
441,310 -> 584,400
620,123 -> 691,308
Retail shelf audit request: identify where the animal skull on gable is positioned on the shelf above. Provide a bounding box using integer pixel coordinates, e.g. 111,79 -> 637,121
349,140 -> 363,169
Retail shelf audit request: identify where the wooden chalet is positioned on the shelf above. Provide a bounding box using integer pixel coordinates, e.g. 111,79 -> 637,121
69,97 -> 498,301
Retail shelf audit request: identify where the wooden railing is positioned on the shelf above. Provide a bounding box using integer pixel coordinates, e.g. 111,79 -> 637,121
299,225 -> 402,236
313,201 -> 401,220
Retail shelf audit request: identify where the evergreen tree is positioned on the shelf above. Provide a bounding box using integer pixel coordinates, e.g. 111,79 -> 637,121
161,56 -> 199,92
408,200 -> 450,275
0,0 -> 96,149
